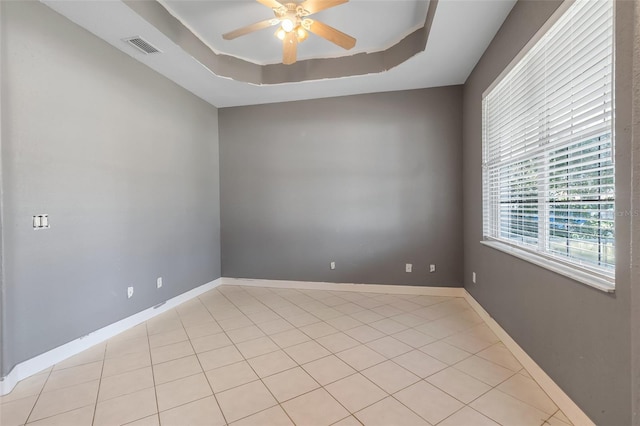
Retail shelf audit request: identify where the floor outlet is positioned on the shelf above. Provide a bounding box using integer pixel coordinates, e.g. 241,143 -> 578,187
157,277 -> 163,289
127,286 -> 134,298
429,264 -> 436,273
405,263 -> 412,273
330,261 -> 336,270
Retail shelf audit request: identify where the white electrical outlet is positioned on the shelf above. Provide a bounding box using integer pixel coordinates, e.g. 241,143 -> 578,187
405,263 -> 412,273
157,277 -> 162,289
472,272 -> 477,284
429,264 -> 436,273
330,261 -> 336,270
127,286 -> 134,298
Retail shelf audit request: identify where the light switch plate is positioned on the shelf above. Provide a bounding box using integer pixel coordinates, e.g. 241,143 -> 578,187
33,214 -> 50,230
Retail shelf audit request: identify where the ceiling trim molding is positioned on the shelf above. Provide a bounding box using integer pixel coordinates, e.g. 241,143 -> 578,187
123,0 -> 438,85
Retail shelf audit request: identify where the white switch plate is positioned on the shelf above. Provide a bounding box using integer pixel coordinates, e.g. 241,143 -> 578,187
157,277 -> 162,289
330,261 -> 336,270
127,286 -> 134,298
405,263 -> 412,273
429,264 -> 436,273
472,272 -> 477,283
32,214 -> 50,230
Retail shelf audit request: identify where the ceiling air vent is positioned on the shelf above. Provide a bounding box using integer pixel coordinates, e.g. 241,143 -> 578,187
123,36 -> 161,55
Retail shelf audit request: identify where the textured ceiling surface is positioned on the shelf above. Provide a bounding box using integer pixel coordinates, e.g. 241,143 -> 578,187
160,0 -> 429,65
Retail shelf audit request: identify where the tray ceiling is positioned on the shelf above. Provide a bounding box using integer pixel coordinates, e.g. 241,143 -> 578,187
160,0 -> 430,65
41,0 -> 517,107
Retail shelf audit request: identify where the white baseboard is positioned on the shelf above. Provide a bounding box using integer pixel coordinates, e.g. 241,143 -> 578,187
221,277 -> 466,297
463,290 -> 595,426
0,278 -> 222,396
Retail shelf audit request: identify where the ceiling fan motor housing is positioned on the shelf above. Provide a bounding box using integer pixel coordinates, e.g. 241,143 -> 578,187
276,3 -> 309,30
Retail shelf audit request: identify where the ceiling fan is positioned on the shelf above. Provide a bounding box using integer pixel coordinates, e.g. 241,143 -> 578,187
222,0 -> 356,65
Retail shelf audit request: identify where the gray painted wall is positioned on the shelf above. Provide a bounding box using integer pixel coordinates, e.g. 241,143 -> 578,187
462,1 -> 634,424
0,147 -> 4,379
632,2 -> 640,424
1,1 -> 221,376
0,0 -> 5,382
219,87 -> 463,287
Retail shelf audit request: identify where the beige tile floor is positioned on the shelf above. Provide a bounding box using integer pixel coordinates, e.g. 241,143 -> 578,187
0,285 -> 574,426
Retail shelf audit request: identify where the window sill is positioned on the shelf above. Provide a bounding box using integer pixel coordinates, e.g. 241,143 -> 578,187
480,240 -> 615,293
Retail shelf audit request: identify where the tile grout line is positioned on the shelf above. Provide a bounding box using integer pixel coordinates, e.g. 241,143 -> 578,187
19,349 -> 107,425
214,286 -> 315,425
220,286 -> 454,425
542,409 -> 564,425
143,321 -> 161,426
177,295 -> 230,426
294,288 -> 526,425
88,343 -> 108,426
436,362 -> 551,425
217,286 -> 366,425
202,289 -> 284,418
22,358 -> 60,424
6,286 -> 568,426
75,336 -> 526,426
226,287 -> 483,424
166,290 -> 499,424
206,288 -> 546,424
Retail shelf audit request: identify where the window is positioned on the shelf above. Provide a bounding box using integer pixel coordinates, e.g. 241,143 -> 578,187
482,0 -> 614,288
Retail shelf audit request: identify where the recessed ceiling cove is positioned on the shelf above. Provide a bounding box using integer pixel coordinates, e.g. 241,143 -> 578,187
121,0 -> 437,85
160,0 -> 429,65
40,0 -> 516,107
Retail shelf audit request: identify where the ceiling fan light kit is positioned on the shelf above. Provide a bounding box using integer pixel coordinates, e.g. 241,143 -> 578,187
275,24 -> 308,42
222,0 -> 356,65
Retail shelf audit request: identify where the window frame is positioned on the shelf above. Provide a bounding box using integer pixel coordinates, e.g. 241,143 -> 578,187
481,0 -> 616,292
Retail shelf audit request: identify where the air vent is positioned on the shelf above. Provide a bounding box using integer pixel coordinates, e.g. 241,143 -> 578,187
123,36 -> 161,55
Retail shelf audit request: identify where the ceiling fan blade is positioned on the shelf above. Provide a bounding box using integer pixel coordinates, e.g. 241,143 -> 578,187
223,19 -> 280,40
283,32 -> 298,64
256,0 -> 284,10
307,20 -> 356,50
300,0 -> 348,14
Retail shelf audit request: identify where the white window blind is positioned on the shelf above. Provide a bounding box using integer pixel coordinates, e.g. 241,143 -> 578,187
482,0 -> 614,283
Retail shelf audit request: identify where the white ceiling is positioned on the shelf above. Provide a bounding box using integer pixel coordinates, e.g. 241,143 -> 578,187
42,0 -> 516,108
160,0 -> 429,65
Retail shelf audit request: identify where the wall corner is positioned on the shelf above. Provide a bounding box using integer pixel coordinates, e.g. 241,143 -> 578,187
631,0 -> 640,423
